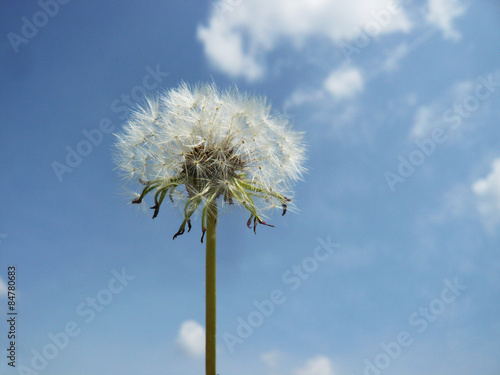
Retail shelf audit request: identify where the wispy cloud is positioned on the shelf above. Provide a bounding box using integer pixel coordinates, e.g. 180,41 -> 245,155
198,0 -> 411,81
261,350 -> 285,375
425,0 -> 467,41
472,158 -> 500,232
293,356 -> 335,375
409,79 -> 475,139
324,65 -> 364,101
0,277 -> 7,298
284,64 -> 364,111
382,42 -> 410,71
261,352 -> 336,375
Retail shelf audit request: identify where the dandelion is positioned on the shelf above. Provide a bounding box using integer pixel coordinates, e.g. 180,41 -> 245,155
114,82 -> 306,375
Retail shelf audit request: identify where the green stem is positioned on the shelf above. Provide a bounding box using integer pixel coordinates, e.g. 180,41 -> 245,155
206,201 -> 217,375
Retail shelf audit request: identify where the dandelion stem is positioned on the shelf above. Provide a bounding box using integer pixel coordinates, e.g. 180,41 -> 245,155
205,201 -> 217,375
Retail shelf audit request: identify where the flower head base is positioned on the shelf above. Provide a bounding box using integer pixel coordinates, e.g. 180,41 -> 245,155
114,82 -> 306,241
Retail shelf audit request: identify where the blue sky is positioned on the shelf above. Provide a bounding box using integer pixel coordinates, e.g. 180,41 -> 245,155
1,0 -> 499,374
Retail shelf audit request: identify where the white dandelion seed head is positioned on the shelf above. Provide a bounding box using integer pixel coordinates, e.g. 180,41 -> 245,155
114,82 -> 306,239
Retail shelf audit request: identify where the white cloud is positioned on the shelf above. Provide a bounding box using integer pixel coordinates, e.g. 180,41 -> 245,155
261,352 -> 337,375
198,0 -> 411,80
261,350 -> 285,375
284,66 -> 363,109
428,184 -> 472,224
176,320 -> 205,358
0,277 -> 7,297
411,105 -> 439,139
284,88 -> 325,109
324,66 -> 364,101
472,158 -> 500,230
197,17 -> 263,81
293,356 -> 335,375
382,42 -> 410,71
426,0 -> 467,41
283,64 -> 364,119
409,79 -> 474,139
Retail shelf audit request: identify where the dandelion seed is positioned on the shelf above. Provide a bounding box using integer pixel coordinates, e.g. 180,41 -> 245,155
114,82 -> 306,238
